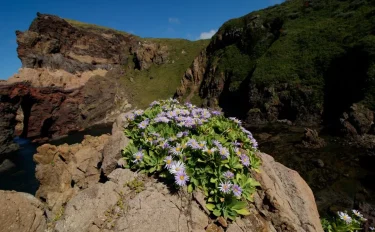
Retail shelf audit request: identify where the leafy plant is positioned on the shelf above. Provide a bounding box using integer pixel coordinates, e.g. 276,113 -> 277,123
321,210 -> 374,232
121,99 -> 261,220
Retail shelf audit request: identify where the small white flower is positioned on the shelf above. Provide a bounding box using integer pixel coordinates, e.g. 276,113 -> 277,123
338,212 -> 352,224
169,161 -> 185,174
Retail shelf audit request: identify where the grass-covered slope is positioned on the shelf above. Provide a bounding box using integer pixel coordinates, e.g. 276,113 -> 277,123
66,18 -> 209,109
191,0 -> 375,124
121,39 -> 209,109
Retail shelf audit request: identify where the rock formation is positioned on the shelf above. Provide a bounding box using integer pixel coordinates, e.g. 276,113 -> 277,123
0,190 -> 46,232
0,13 -> 206,156
22,112 -> 324,231
176,0 -> 375,129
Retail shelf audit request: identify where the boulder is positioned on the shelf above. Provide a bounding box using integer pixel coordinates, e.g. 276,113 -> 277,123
101,113 -> 129,176
252,153 -> 323,232
0,190 -> 46,232
340,104 -> 374,136
34,134 -> 109,216
300,128 -> 326,149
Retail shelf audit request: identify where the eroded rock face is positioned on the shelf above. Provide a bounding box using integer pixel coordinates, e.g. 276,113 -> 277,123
0,190 -> 47,232
253,153 -> 323,232
34,134 -> 109,216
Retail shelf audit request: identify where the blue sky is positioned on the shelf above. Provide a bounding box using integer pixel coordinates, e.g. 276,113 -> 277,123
0,0 -> 282,79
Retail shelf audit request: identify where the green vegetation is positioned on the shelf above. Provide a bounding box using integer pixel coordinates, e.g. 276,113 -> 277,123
121,99 -> 260,220
121,39 -> 209,108
321,209 -> 371,232
66,18 -> 209,109
207,0 -> 375,116
125,179 -> 145,193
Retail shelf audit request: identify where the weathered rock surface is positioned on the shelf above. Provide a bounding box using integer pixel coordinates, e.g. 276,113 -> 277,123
101,112 -> 129,176
0,190 -> 46,232
34,134 -> 109,216
300,128 -> 326,149
252,153 -> 323,232
340,104 -> 374,136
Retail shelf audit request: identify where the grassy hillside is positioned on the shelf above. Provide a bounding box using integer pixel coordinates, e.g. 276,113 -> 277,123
120,39 -> 209,108
65,18 -> 209,109
202,0 -> 375,121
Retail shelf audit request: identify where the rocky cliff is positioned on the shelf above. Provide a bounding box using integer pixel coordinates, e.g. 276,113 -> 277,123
0,113 -> 324,232
0,13 -> 208,155
176,0 -> 375,128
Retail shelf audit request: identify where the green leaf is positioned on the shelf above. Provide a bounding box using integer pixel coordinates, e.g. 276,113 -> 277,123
206,203 -> 215,211
187,184 -> 193,193
213,209 -> 221,217
234,208 -> 251,215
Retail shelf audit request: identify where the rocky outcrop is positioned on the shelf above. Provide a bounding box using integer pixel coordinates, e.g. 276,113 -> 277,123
34,134 -> 110,216
49,155 -> 323,232
176,0 -> 375,128
0,190 -> 47,232
0,12 -> 209,156
340,104 -> 374,136
300,128 -> 326,149
253,153 -> 323,232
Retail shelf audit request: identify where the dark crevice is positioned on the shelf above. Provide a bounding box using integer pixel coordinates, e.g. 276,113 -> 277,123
70,180 -> 75,188
40,117 -> 55,138
323,47 -> 369,123
99,170 -> 109,183
20,96 -> 34,138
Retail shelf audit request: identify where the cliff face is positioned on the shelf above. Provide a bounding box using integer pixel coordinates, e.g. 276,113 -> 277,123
0,13 -> 207,154
177,0 -> 375,127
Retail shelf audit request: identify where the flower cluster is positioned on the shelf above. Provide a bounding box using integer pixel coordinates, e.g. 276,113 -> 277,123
322,209 -> 372,232
122,99 -> 261,220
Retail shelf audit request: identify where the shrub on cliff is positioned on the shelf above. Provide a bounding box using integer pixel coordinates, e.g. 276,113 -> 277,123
121,99 -> 261,220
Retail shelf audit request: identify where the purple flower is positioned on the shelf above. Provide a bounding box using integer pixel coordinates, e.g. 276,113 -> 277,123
213,140 -> 222,148
159,140 -> 170,149
198,141 -> 207,149
229,117 -> 241,124
240,154 -> 250,167
150,100 -> 160,106
182,131 -> 189,136
169,161 -> 185,174
232,184 -> 242,197
203,147 -> 217,155
176,132 -> 184,138
232,140 -> 241,147
134,110 -> 144,116
138,119 -> 150,129
369,227 -> 374,231
218,181 -> 232,194
174,171 -> 189,186
164,156 -> 173,169
126,113 -> 135,121
211,110 -> 222,116
169,143 -> 183,156
223,171 -> 234,179
185,102 -> 193,109
250,137 -> 258,148
234,148 -> 242,156
149,132 -> 160,137
154,116 -> 170,123
219,147 -> 230,159
201,109 -> 211,119
132,151 -> 144,163
166,111 -> 177,118
187,139 -> 200,149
